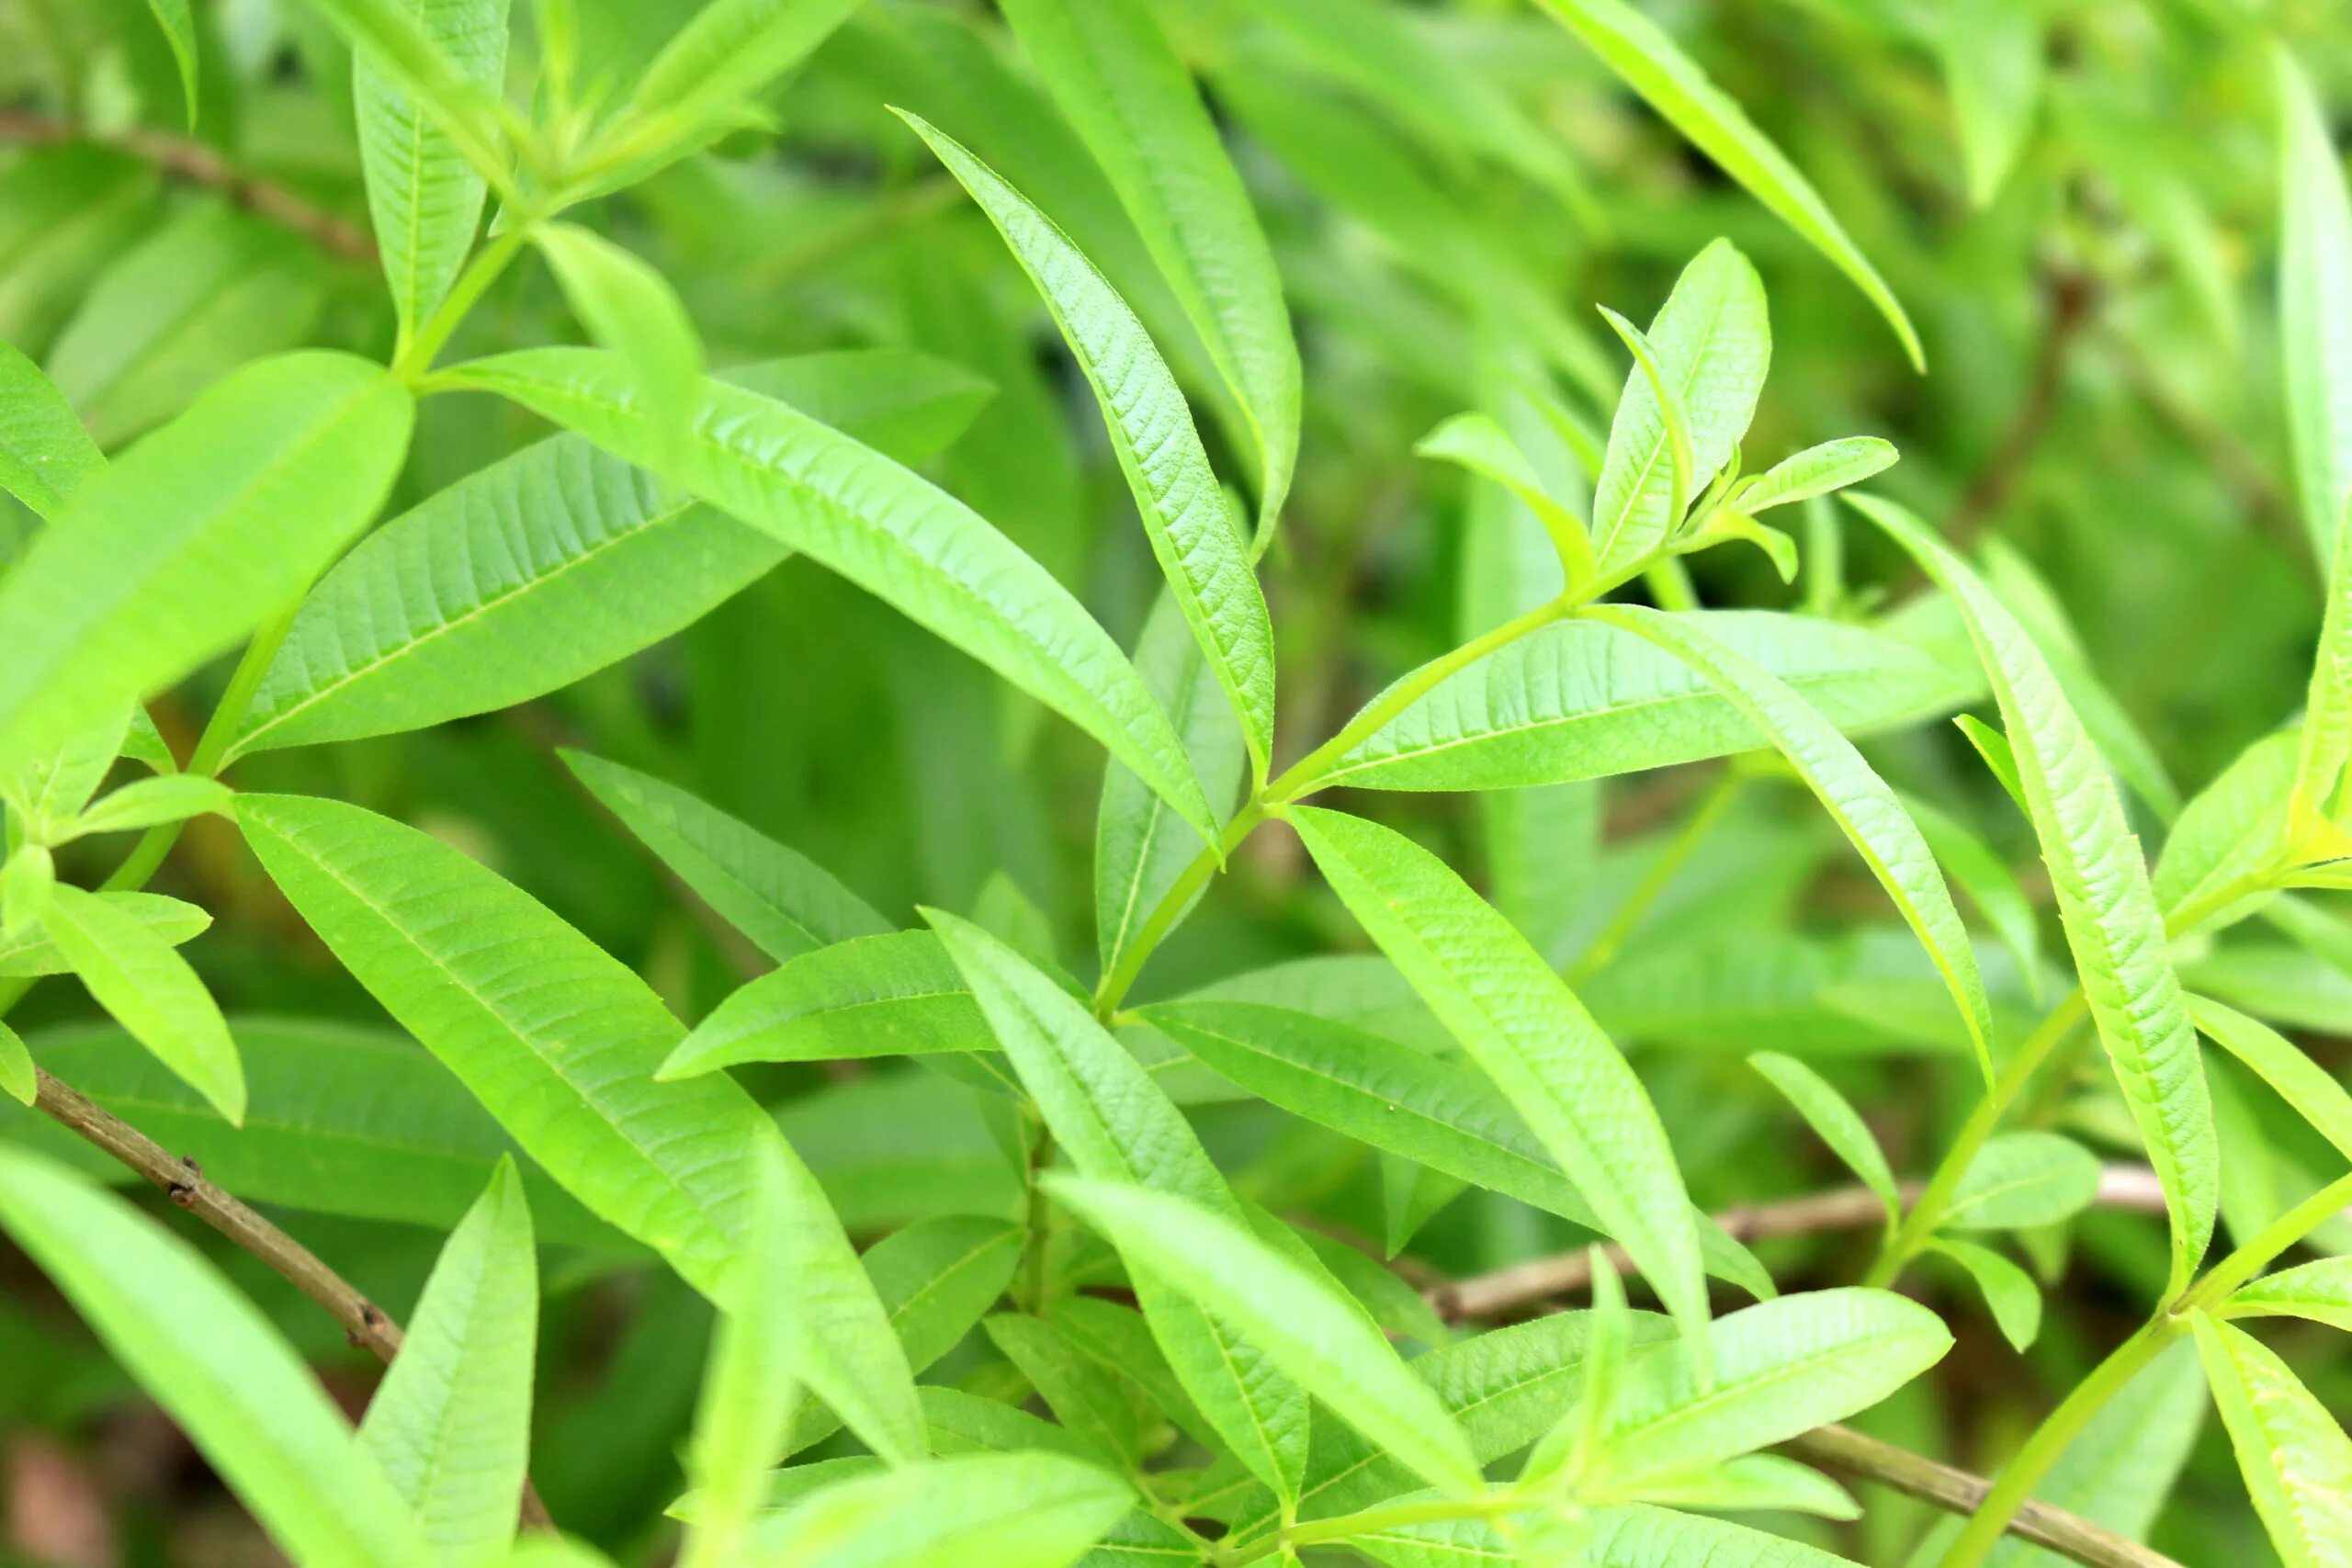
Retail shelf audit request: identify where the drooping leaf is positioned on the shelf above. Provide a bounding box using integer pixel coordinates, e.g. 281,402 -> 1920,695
1943,1132 -> 2102,1232
2193,1312 -> 2352,1567
2277,46 -> 2352,562
1900,790 -> 2042,994
1748,1052 -> 1899,1219
0,1146 -> 424,1567
1592,604 -> 1995,1080
1284,805 -> 1709,1351
993,0 -> 1301,532
1416,412 -> 1592,580
1736,437 -> 1899,514
356,0 -> 509,339
40,883 -> 242,1125
738,1450 -> 1133,1568
902,113 -> 1277,779
1045,1174 -> 1483,1496
142,0 -> 202,125
1321,610 -> 1972,792
0,338 -> 102,521
0,352 -> 413,773
1851,492 -> 2217,1292
231,351 -> 987,758
2229,1258 -> 2352,1335
443,348 -> 1218,844
358,1158 -> 537,1568
1927,1238 -> 2042,1351
2188,994 -> 2352,1164
532,221 -> 704,443
1528,0 -> 1922,367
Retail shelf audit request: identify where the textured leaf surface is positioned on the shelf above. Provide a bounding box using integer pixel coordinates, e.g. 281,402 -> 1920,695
1749,1052 -> 1898,1216
0,892 -> 207,976
740,1450 -> 1132,1568
356,0 -> 507,335
42,883 -> 242,1124
2194,1313 -> 2352,1568
1943,1132 -> 2102,1232
663,931 -> 990,1076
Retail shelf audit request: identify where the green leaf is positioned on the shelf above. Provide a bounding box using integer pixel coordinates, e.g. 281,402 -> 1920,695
1956,713 -> 2028,815
0,1020 -> 33,1107
985,1314 -> 1147,1471
1589,243 -> 1765,573
532,222 -> 704,446
1748,1053 -> 1899,1219
1936,0 -> 2043,209
444,348 -> 1219,846
567,751 -> 888,964
142,0 -> 201,126
1527,0 -> 1922,368
2298,472 -> 2352,829
1583,1505 -> 1868,1567
1045,1173 -> 1484,1496
62,774 -> 233,839
1523,1248 -> 1627,1490
992,0 -> 1301,533
915,1386 -> 1109,1464
1943,1132 -> 2101,1232
2229,1258 -> 2352,1335
356,0 -> 509,339
0,338 -> 102,520
1596,604 -> 1995,1079
359,1158 -> 537,1568
926,909 -> 1310,1505
902,112 -> 1277,779
1283,805 -> 1709,1352
1736,437 -> 1899,514
1851,492 -> 2217,1292
1588,1288 -> 1951,1487
740,1451 -> 1133,1568
0,1146 -> 424,1567
41,883 -> 242,1124
300,0 -> 508,183
663,932 -> 989,1076
1140,1000 -> 1768,1296
623,0 -> 862,133
2188,994 -> 2352,1164
1416,412 -> 1592,581
2193,1312 -> 2352,1567
230,351 -> 986,758
1,842 -> 52,939
2277,45 -> 2352,562
1628,1454 -> 1859,1520
1927,1238 -> 2041,1351
1322,610 -> 1971,792
1900,790 -> 2042,996
0,351 -> 413,773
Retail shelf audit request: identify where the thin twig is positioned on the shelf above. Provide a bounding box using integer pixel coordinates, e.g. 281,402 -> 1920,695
0,107 -> 374,262
31,1069 -> 554,1530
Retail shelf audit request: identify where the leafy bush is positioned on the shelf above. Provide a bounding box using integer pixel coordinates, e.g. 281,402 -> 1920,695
1,2 -> 2349,1566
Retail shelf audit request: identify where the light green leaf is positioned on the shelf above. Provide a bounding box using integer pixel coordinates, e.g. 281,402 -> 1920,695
356,0 -> 509,339
903,112 -> 1277,778
1852,492 -> 2216,1292
2193,1312 -> 2352,1568
230,351 -> 986,758
532,222 -> 703,446
1928,1237 -> 2041,1351
2229,1258 -> 2352,1335
1943,1131 -> 2101,1232
2278,46 -> 2352,562
1626,1454 -> 1860,1520
567,751 -> 888,964
0,1020 -> 32,1107
0,1146 -> 424,1567
1524,1248 -> 1627,1490
915,1386 -> 1109,1465
1583,1505 -> 1868,1567
626,0 -> 859,124
41,882 -> 242,1124
2188,994 -> 2352,1164
1045,1173 -> 1483,1496
1936,0 -> 2043,209
662,931 -> 989,1077
0,338 -> 101,520
2298,469 -> 2352,829
62,774 -> 233,840
1417,412 -> 1592,581
0,351 -> 412,773
1749,1053 -> 1899,1219
443,348 -> 1218,845
1737,437 -> 1899,514
1527,0 -> 1922,368
1323,610 -> 1971,792
1,842 -> 52,939
143,0 -> 201,125
740,1450 -> 1133,1568
1900,790 -> 2042,996
0,893 -> 201,976
994,0 -> 1300,533
359,1158 -> 537,1568
927,909 -> 1310,1505
1589,243 -> 1765,572
985,1314 -> 1147,1472
300,0 -> 508,183
1284,805 -> 1709,1352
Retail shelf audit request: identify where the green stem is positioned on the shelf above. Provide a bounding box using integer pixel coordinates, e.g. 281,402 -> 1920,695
1565,767 -> 1743,984
1092,802 -> 1265,1018
2185,1169 -> 2352,1308
392,221 -> 534,380
1023,1124 -> 1057,1313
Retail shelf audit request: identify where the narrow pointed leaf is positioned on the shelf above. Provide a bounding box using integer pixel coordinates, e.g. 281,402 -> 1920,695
0,1021 -> 32,1107
142,0 -> 201,125
740,1450 -> 1132,1568
2189,994 -> 2352,1163
63,774 -> 234,839
357,0 -> 508,335
1944,1131 -> 2101,1232
1748,1053 -> 1898,1218
2193,1312 -> 2352,1567
0,891 -> 208,976
532,222 -> 704,443
2278,46 -> 2352,562
2228,1258 -> 2352,1335
1738,437 -> 1898,514
624,0 -> 863,131
0,339 -> 102,520
1927,1238 -> 2041,1351
42,883 -> 242,1124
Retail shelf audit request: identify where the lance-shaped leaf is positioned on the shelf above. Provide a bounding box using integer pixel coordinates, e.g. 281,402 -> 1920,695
1927,1238 -> 2041,1351
532,222 -> 703,445
1736,437 -> 1898,514
0,1146 -> 424,1567
567,752 -> 889,964
0,1021 -> 30,1107
2278,47 -> 2352,563
142,0 -> 200,124
1527,0 -> 1922,368
1322,610 -> 1970,792
622,0 -> 863,136
1748,1053 -> 1898,1220
356,0 -> 508,337
2228,1258 -> 2352,1335
0,894 -> 205,976
1900,790 -> 2041,993
994,0 -> 1300,532
1591,604 -> 1995,1080
2189,995 -> 2352,1163
985,1314 -> 1147,1472
1418,412 -> 1592,581
902,113 -> 1276,780
230,351 -> 986,759
0,339 -> 101,520
0,351 -> 412,773
1851,492 -> 2216,1292
303,0 -> 508,183
926,910 -> 1310,1505
2297,472 -> 2352,828
1944,1131 -> 2101,1232
662,931 -> 994,1076
1284,805 -> 1709,1352
1046,1174 -> 1482,1496
2193,1312 -> 2352,1567
443,348 -> 1218,845
42,883 -> 243,1125
242,795 -> 922,1462
1589,242 -> 1767,573
359,1158 -> 537,1568
739,1450 -> 1132,1568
